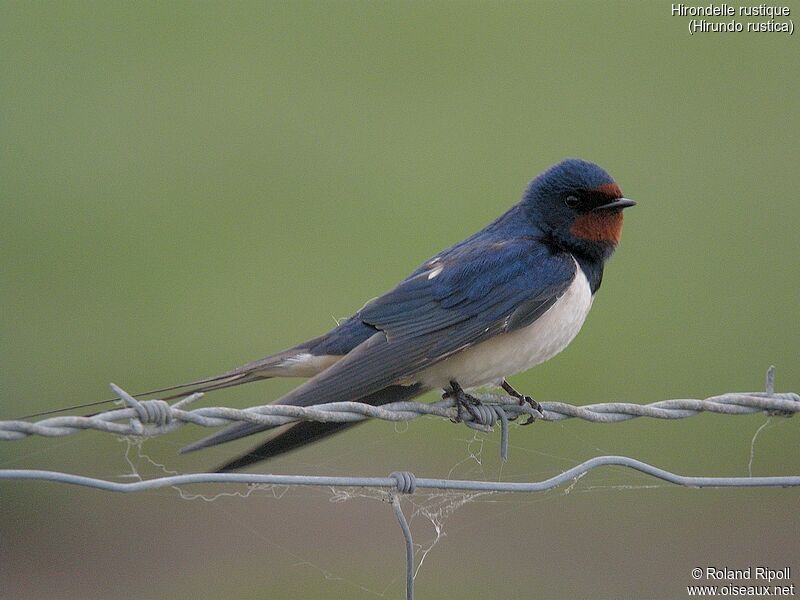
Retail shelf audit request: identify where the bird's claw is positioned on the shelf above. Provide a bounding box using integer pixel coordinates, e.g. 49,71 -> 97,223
444,381 -> 484,423
501,380 -> 541,425
520,395 -> 540,426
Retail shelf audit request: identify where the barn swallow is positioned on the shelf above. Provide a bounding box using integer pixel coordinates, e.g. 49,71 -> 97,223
137,159 -> 635,471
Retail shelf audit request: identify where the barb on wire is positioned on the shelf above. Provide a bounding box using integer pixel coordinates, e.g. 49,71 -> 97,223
0,366 -> 797,600
1,368 -> 796,445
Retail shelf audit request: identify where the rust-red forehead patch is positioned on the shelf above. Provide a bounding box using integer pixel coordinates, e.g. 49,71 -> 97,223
570,210 -> 624,244
595,182 -> 623,198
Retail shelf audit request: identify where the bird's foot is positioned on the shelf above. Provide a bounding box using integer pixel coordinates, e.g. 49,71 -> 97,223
501,380 -> 541,425
444,380 -> 484,423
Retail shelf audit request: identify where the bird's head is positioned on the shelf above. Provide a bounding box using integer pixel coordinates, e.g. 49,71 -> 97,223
523,159 -> 635,261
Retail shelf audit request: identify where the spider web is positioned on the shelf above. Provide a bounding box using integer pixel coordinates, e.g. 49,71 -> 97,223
104,407 -> 790,597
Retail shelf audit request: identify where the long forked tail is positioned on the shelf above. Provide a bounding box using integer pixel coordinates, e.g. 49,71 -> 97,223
75,371 -> 269,419
14,371 -> 263,420
16,346 -> 323,420
146,344 -> 345,402
179,383 -> 428,471
214,421 -> 359,472
149,371 -> 264,401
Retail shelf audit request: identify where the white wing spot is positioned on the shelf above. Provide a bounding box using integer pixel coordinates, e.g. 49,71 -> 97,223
427,266 -> 444,279
276,353 -> 341,376
280,353 -> 314,366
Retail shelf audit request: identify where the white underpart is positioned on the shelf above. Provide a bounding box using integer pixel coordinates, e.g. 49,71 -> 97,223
416,265 -> 594,390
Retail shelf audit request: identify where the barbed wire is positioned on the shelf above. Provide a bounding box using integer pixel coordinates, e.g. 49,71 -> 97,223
2,367 -> 798,600
2,368 -> 797,445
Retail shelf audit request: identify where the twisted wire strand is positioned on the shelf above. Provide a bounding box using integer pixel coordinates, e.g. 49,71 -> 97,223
1,383 -> 797,442
2,367 -> 795,600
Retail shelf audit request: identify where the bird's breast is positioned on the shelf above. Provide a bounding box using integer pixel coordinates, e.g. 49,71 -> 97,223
416,265 -> 594,390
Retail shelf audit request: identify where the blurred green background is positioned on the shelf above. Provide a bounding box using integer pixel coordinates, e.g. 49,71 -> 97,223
2,2 -> 798,598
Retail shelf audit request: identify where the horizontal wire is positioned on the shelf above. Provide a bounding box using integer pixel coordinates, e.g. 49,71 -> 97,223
1,456 -> 798,493
1,380 -> 797,442
2,366 -> 795,600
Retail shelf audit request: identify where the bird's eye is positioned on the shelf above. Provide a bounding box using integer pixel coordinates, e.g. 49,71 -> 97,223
564,195 -> 580,208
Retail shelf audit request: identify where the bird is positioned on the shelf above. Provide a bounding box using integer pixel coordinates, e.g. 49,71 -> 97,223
126,158 -> 635,471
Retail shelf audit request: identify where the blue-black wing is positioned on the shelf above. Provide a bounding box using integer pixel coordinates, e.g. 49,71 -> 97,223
270,237 -> 575,405
183,236 -> 577,456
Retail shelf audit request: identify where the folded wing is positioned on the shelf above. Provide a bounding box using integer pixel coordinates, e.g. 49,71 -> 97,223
182,236 -> 576,459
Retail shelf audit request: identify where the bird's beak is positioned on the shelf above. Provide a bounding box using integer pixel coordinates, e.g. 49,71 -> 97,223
593,197 -> 636,211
